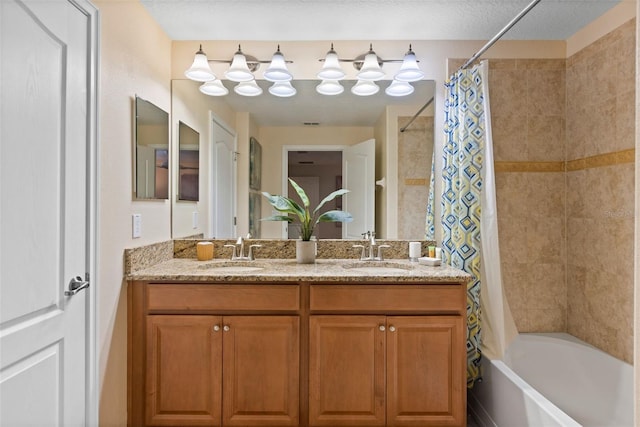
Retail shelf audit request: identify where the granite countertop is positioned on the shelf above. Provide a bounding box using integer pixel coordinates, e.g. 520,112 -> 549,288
127,258 -> 471,284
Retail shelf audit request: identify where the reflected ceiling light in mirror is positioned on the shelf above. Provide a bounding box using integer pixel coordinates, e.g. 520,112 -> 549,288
356,44 -> 385,81
385,80 -> 414,97
263,45 -> 293,82
316,80 -> 344,96
199,79 -> 229,96
269,81 -> 297,97
234,80 -> 263,97
225,45 -> 255,82
394,45 -> 424,82
351,80 -> 379,96
317,44 -> 345,81
184,45 -> 216,82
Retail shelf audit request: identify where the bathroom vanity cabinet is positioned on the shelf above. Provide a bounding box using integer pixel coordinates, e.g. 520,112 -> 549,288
127,261 -> 469,427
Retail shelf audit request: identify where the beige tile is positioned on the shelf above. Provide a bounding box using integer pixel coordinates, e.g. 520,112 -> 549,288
516,58 -> 566,70
489,69 -> 527,117
526,308 -> 566,332
587,48 -> 618,105
526,116 -> 565,162
566,170 -> 585,218
527,69 -> 565,116
526,216 -> 564,264
615,90 -> 636,152
525,172 -> 565,218
527,263 -> 566,310
495,173 -> 531,219
497,216 -> 529,264
491,114 -> 529,161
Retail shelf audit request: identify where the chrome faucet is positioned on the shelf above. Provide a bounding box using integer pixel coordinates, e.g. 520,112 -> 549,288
353,231 -> 390,261
224,235 -> 261,261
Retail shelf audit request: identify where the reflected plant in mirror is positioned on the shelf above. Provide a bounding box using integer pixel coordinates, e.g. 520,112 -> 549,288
134,96 -> 169,200
178,121 -> 200,201
262,178 -> 353,241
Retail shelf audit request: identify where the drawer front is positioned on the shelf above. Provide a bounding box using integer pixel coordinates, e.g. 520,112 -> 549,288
147,284 -> 300,312
310,284 -> 464,314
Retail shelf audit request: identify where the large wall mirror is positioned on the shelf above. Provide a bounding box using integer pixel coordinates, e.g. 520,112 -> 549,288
177,121 -> 200,201
134,96 -> 169,200
170,79 -> 435,239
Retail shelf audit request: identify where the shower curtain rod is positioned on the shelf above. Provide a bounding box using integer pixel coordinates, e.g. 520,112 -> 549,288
401,0 -> 541,133
399,96 -> 434,133
459,0 -> 542,71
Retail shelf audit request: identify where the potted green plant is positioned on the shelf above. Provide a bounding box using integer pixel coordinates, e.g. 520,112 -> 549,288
262,178 -> 353,263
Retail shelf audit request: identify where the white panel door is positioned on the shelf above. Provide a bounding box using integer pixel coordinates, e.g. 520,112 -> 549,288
211,119 -> 237,238
343,139 -> 375,239
0,0 -> 96,426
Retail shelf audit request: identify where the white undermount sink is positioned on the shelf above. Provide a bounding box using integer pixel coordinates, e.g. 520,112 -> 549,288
198,261 -> 266,273
342,262 -> 414,274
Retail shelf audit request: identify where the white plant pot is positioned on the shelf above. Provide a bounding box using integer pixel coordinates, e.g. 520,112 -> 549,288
296,240 -> 317,264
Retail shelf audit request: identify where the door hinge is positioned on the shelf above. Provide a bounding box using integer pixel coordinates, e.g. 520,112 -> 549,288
233,217 -> 237,226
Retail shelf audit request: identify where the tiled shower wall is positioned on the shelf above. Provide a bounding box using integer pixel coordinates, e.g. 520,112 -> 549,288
565,19 -> 635,363
398,116 -> 434,240
447,18 -> 635,363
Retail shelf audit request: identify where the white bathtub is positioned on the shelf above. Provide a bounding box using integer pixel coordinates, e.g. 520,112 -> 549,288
468,333 -> 633,427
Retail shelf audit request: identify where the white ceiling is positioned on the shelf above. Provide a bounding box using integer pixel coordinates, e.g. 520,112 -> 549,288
141,0 -> 622,41
145,0 -> 623,126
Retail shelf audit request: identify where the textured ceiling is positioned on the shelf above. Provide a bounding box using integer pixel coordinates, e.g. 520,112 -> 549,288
141,0 -> 622,41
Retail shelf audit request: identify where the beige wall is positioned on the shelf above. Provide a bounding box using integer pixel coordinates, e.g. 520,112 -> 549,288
95,0 -> 172,425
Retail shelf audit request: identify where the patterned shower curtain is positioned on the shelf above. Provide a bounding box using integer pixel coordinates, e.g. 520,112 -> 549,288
426,62 -> 491,387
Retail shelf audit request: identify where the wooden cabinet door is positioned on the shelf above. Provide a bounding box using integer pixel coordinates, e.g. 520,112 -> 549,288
309,315 -> 386,427
222,316 -> 300,426
146,315 -> 223,426
386,316 -> 465,427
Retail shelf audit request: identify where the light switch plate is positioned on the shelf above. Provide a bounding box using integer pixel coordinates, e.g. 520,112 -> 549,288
132,213 -> 142,238
192,211 -> 198,229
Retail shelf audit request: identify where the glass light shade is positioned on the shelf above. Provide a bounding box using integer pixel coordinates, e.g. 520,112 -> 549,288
357,52 -> 385,81
385,80 -> 414,97
234,80 -> 263,97
263,51 -> 293,82
268,81 -> 296,97
351,80 -> 379,96
199,79 -> 229,96
317,50 -> 345,80
316,80 -> 344,96
394,51 -> 424,82
224,52 -> 254,82
184,48 -> 215,82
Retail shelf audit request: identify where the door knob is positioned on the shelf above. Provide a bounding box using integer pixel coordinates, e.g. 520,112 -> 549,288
389,326 -> 396,332
213,325 -> 221,332
223,325 -> 230,332
65,275 -> 90,296
379,325 -> 386,332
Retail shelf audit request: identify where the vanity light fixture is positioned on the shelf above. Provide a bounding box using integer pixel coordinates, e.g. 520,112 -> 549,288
394,45 -> 424,82
315,43 -> 424,96
268,81 -> 297,97
199,79 -> 229,96
224,45 -> 255,82
317,44 -> 346,80
185,44 -> 296,97
184,45 -> 216,82
385,79 -> 414,97
316,80 -> 344,95
263,45 -> 293,82
356,44 -> 385,81
351,80 -> 380,96
234,80 -> 263,97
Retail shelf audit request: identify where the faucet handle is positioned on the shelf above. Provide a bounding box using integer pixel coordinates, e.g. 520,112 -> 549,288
352,244 -> 366,260
376,244 -> 391,261
248,244 -> 262,261
223,244 -> 237,260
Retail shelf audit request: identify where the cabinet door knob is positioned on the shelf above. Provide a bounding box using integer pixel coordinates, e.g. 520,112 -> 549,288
223,325 -> 230,332
389,325 -> 396,332
379,325 -> 386,332
213,325 -> 221,332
